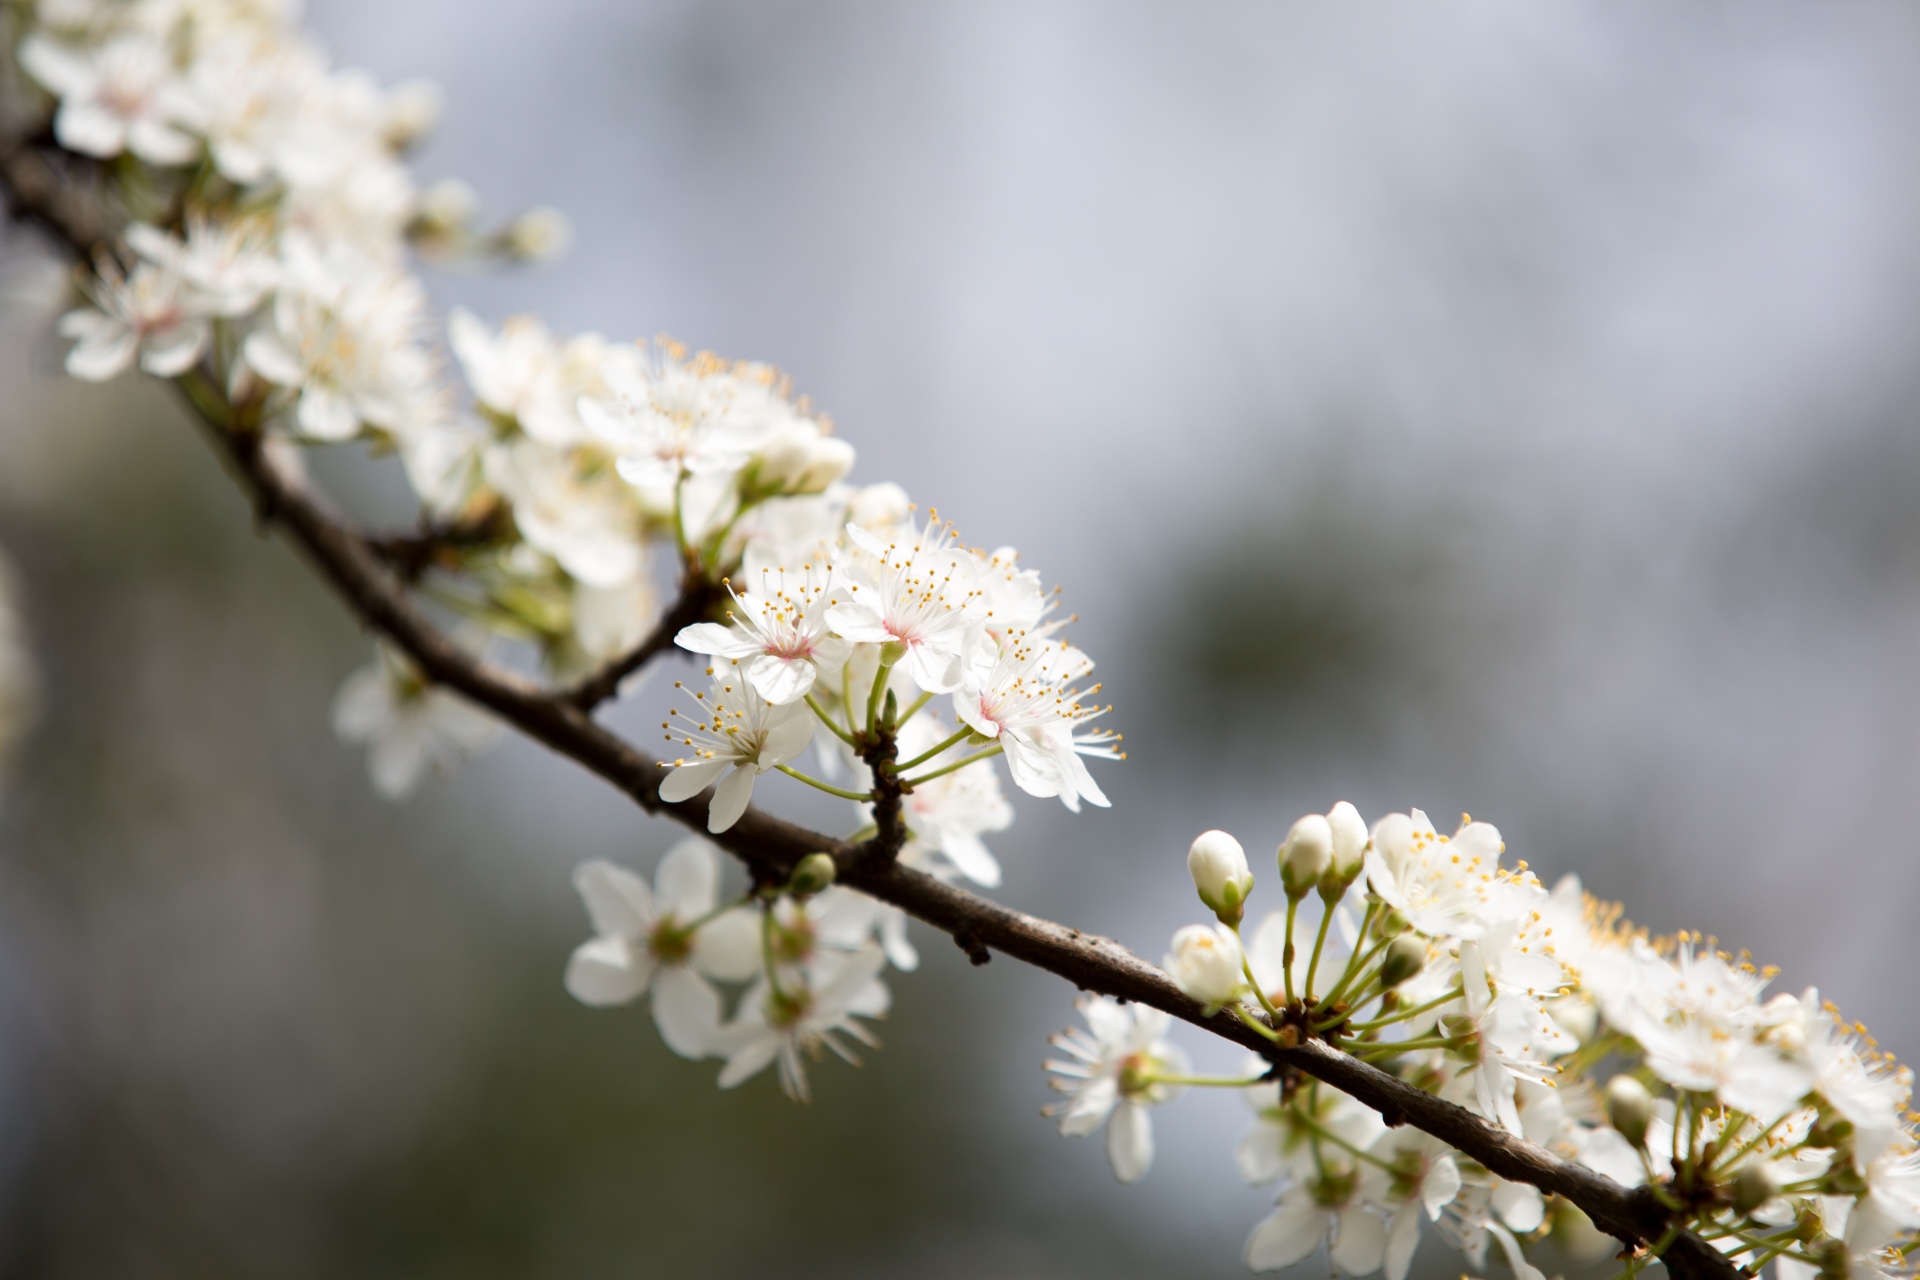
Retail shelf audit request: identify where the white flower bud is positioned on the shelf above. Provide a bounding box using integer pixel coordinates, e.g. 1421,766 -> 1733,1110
383,79 -> 444,148
415,178 -> 478,235
1167,923 -> 1245,1006
1606,1074 -> 1654,1149
847,481 -> 911,530
749,425 -> 856,497
1279,814 -> 1332,898
1326,800 -> 1367,879
1187,829 -> 1254,924
504,208 -> 571,261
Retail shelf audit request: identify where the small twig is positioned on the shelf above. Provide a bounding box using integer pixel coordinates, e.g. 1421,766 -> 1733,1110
562,572 -> 724,709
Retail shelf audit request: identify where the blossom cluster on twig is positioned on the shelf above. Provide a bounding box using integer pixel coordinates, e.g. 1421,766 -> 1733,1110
4,3 -> 1916,1278
1048,810 -> 1920,1276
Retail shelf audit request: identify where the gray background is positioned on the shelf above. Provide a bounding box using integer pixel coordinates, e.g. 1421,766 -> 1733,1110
2,2 -> 1919,1276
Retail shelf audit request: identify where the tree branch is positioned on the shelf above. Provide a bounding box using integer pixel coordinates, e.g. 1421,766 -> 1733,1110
3,141 -> 1739,1280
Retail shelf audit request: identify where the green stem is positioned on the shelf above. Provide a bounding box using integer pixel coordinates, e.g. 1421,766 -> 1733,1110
672,474 -> 690,562
684,893 -> 753,932
899,744 -> 1002,787
806,694 -> 857,746
1353,1035 -> 1452,1059
1282,898 -> 1300,1002
774,764 -> 873,802
1338,985 -> 1464,1033
1240,945 -> 1282,1021
893,727 -> 972,773
896,689 -> 934,726
864,654 -> 893,738
1142,1073 -> 1267,1089
1711,1111 -> 1791,1175
1230,1003 -> 1281,1041
1303,906 -> 1335,1003
1321,934 -> 1393,1008
1296,1111 -> 1399,1170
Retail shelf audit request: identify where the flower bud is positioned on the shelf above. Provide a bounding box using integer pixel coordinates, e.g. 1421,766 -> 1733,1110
1606,1074 -> 1654,1149
1187,830 -> 1254,925
1374,908 -> 1410,939
1380,935 -> 1426,989
1166,923 -> 1246,1007
1326,800 -> 1368,880
787,852 -> 837,897
503,208 -> 571,261
1279,814 -> 1333,898
1732,1163 -> 1778,1215
747,425 -> 856,498
383,79 -> 444,148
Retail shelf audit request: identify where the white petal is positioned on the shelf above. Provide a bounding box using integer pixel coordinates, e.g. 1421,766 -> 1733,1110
54,102 -> 128,158
1493,1180 -> 1545,1233
653,837 -> 718,918
1384,1206 -> 1420,1280
706,765 -> 756,833
241,330 -> 304,386
140,320 -> 210,376
675,622 -> 749,658
1331,1206 -> 1386,1275
66,328 -> 137,381
756,704 -> 816,766
1246,1192 -> 1327,1272
650,966 -> 721,1059
717,1033 -> 781,1089
746,654 -> 815,706
572,859 -> 653,940
1106,1102 -> 1153,1185
691,908 -> 762,982
564,936 -> 652,1007
296,386 -> 360,441
1057,1075 -> 1118,1137
659,758 -> 727,804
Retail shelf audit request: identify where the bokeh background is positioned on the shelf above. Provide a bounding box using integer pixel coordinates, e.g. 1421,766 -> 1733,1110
4,2 -> 1920,1276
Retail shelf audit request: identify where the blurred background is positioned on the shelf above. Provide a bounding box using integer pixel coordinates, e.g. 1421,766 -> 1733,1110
5,2 -> 1920,1276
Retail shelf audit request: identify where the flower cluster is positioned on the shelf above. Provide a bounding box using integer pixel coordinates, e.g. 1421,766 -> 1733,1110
6,0 -> 1121,849
1046,807 -> 1920,1278
564,838 -> 901,1102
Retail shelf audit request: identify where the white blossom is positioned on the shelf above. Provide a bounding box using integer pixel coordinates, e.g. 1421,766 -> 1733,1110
658,671 -> 815,833
564,842 -> 758,1058
330,644 -> 500,797
1045,996 -> 1188,1185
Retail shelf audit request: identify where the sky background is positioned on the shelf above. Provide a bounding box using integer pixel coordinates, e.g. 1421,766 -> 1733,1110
3,2 -> 1920,1276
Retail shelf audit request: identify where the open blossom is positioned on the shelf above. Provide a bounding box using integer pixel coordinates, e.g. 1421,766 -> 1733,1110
658,672 -> 815,833
565,842 -> 759,1058
20,32 -> 201,165
826,515 -> 976,694
1045,996 -> 1188,1186
714,943 -> 889,1102
127,217 -> 277,317
676,564 -> 851,705
448,309 -> 639,446
952,635 -> 1113,810
239,237 -> 435,440
330,644 -> 500,797
577,341 -> 768,491
58,254 -> 210,381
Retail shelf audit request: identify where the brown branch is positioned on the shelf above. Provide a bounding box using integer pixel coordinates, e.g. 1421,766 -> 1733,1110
561,570 -> 722,710
4,141 -> 1740,1280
